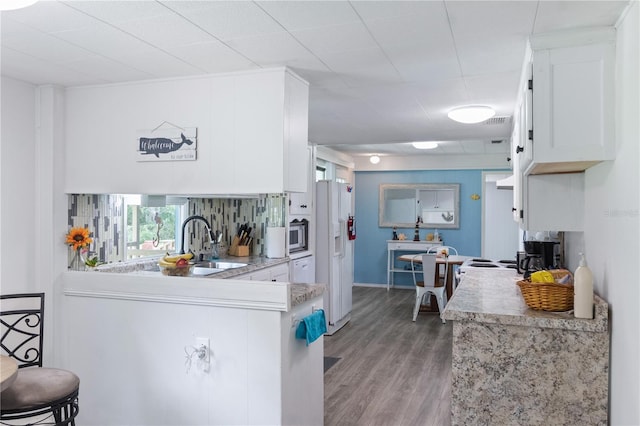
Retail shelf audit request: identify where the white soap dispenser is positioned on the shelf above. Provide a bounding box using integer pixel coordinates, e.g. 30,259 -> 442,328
574,252 -> 594,319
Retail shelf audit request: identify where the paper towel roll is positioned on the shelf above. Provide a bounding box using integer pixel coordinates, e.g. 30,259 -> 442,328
266,227 -> 286,258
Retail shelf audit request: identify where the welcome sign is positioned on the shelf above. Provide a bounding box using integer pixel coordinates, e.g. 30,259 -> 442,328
136,126 -> 197,162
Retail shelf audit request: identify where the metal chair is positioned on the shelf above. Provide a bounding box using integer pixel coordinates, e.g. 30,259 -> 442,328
411,254 -> 446,323
1,293 -> 79,425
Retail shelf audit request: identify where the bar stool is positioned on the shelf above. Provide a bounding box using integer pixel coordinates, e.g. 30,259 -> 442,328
1,293 -> 79,425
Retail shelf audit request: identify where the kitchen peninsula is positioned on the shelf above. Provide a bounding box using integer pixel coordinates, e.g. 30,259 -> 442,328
58,262 -> 324,425
442,269 -> 609,425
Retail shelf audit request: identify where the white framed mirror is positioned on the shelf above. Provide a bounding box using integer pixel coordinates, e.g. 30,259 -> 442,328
379,183 -> 460,229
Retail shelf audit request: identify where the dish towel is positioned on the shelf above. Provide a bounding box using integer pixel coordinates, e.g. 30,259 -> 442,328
295,309 -> 327,346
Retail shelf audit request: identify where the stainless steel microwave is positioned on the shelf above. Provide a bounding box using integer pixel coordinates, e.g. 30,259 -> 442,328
289,219 -> 308,252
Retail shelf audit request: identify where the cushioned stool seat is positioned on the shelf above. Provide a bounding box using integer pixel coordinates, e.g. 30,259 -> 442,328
1,293 -> 80,425
1,367 -> 80,412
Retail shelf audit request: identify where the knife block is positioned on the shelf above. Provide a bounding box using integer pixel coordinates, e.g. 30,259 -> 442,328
228,236 -> 250,257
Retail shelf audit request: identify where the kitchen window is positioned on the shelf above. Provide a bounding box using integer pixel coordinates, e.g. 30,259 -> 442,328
124,195 -> 186,259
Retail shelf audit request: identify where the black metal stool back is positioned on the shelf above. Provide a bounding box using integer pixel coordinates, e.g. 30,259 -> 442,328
1,293 -> 79,425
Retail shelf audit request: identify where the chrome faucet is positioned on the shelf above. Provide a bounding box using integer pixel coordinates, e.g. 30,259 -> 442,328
180,215 -> 214,254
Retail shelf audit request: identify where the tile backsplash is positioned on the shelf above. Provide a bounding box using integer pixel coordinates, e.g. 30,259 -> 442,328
68,194 -> 285,265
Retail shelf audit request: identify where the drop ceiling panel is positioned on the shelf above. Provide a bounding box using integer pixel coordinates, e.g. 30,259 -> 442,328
1,47 -> 104,86
3,1 -> 101,33
226,31 -> 317,64
256,1 -> 361,31
164,41 -> 258,74
65,55 -> 154,83
351,1 -> 446,21
534,1 -> 629,33
454,32 -> 528,76
362,11 -> 452,49
112,50 -> 204,78
381,42 -> 461,83
318,48 -> 403,87
64,0 -> 174,24
111,14 -> 215,48
51,23 -> 159,58
290,22 -> 378,56
168,2 -> 283,42
446,1 -> 538,37
1,23 -> 91,64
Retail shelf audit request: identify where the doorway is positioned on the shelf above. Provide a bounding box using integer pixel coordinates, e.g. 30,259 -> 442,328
482,173 -> 520,260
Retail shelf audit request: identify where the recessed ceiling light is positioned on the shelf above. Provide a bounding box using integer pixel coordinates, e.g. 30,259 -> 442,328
0,0 -> 38,11
448,106 -> 496,124
369,155 -> 381,164
412,141 -> 438,150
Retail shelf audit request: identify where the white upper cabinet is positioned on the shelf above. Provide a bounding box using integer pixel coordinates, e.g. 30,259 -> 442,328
518,28 -> 616,175
64,68 -> 309,195
288,146 -> 313,216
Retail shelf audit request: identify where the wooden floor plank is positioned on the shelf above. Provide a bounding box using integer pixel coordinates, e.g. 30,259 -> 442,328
324,286 -> 452,426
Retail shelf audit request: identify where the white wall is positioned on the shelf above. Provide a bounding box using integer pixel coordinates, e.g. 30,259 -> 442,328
0,77 -> 36,294
566,3 -> 639,424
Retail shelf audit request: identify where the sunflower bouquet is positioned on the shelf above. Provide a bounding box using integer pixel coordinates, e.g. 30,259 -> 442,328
66,227 -> 93,270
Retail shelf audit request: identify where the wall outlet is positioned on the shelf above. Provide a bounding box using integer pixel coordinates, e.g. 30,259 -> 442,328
195,337 -> 210,363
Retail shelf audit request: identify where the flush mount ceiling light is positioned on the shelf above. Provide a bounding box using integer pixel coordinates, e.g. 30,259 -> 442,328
369,155 -> 381,164
412,141 -> 438,150
0,0 -> 39,11
447,106 -> 496,124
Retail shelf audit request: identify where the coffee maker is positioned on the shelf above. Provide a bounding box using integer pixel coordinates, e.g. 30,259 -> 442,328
518,232 -> 563,278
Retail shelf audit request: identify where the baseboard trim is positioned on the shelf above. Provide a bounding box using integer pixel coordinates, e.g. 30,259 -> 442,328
353,282 -> 413,290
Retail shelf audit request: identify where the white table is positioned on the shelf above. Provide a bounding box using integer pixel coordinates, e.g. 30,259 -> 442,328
397,254 -> 474,300
386,240 -> 442,290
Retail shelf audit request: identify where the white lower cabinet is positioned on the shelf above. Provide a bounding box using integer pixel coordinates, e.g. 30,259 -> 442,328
234,262 -> 290,282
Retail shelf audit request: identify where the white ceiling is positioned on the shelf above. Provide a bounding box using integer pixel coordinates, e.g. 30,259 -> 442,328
1,0 -> 629,159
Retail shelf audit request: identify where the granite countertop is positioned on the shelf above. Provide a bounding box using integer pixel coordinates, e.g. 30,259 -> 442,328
85,254 -> 323,308
290,283 -> 325,307
92,254 -> 288,277
441,269 -> 608,332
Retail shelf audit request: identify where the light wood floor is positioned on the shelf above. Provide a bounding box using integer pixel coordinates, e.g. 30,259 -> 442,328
324,286 -> 452,426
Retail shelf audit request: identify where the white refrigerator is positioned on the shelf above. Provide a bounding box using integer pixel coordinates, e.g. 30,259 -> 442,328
315,180 -> 354,335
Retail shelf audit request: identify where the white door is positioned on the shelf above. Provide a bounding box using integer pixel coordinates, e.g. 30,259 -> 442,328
483,174 -> 520,260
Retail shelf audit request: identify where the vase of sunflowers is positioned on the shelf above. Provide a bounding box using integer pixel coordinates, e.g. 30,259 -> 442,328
66,227 -> 93,271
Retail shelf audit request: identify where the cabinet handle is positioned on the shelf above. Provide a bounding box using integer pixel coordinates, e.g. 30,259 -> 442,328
528,130 -> 533,141
512,207 -> 517,212
516,145 -> 524,154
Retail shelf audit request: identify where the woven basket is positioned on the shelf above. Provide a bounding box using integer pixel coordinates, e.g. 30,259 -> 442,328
517,269 -> 574,312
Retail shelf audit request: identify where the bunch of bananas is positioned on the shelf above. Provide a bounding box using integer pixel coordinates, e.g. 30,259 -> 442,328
530,270 -> 555,283
158,253 -> 194,276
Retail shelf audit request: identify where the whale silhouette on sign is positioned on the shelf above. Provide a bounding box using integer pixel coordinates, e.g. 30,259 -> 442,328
139,133 -> 194,158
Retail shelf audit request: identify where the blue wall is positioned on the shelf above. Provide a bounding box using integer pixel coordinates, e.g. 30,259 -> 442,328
353,169 -> 486,287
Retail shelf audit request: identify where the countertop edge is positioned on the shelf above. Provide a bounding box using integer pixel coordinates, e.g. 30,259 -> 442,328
441,270 -> 609,333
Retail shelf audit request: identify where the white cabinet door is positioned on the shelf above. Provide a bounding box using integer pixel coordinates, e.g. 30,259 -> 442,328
284,74 -> 310,193
232,262 -> 289,282
522,173 -> 584,231
289,148 -> 312,215
267,262 -> 290,282
528,34 -> 615,174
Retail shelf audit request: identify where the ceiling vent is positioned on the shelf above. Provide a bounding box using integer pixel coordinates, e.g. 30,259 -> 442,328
483,116 -> 511,125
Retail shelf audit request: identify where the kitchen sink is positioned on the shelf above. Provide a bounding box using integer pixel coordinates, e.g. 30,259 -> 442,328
194,261 -> 248,270
192,267 -> 224,276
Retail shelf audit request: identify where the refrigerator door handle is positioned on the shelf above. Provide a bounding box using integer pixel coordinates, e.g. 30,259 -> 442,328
338,219 -> 346,259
